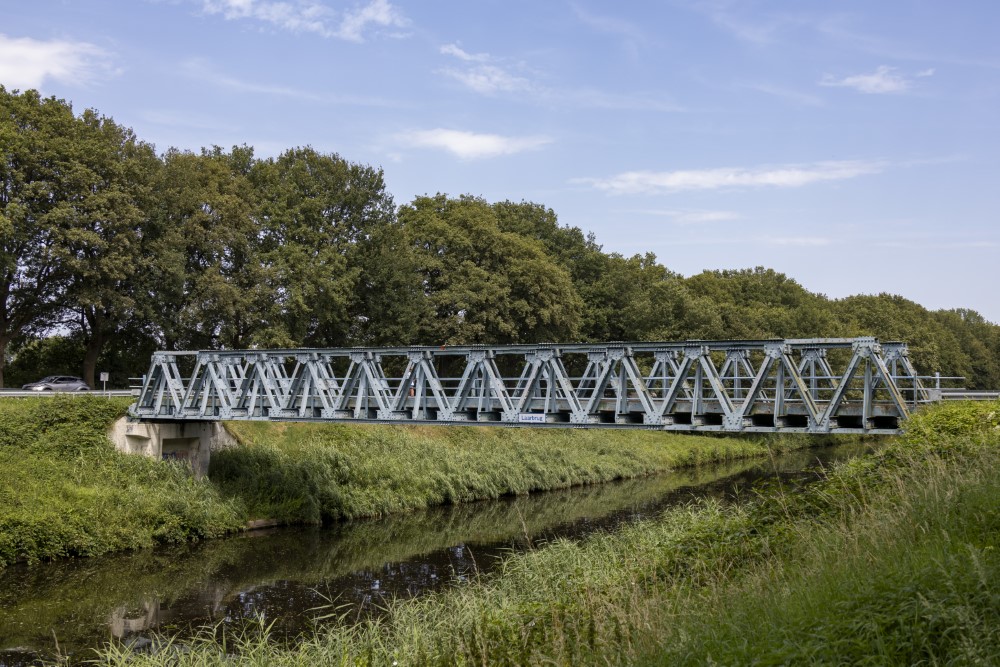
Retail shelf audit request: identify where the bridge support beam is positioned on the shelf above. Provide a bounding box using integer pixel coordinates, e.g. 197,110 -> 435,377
107,418 -> 237,478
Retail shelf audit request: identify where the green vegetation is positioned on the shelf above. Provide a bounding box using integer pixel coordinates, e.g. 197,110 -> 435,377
96,400 -> 1000,666
0,396 -> 244,567
5,76 -> 997,667
0,456 -> 774,657
211,422 -> 798,524
0,395 -> 818,570
3,87 -> 999,390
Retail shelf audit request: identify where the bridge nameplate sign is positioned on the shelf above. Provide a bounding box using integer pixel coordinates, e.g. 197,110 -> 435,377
518,413 -> 546,424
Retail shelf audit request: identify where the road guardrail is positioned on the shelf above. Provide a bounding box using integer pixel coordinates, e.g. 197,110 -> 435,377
0,389 -> 135,398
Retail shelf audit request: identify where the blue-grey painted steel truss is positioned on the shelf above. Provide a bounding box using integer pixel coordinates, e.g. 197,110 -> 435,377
130,337 -> 930,434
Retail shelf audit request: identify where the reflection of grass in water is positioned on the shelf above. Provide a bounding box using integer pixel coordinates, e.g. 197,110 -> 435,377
211,422 -> 827,524
0,454 -> 774,656
4,440 -> 858,660
208,455 -> 767,581
0,543 -> 229,658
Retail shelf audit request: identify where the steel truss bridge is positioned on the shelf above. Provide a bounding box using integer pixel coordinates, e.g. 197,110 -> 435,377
131,337 -> 934,434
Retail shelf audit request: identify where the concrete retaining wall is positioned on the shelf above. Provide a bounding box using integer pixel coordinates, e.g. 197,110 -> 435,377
108,418 -> 238,478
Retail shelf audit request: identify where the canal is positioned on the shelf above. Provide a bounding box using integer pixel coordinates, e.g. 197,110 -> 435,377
0,441 -> 872,665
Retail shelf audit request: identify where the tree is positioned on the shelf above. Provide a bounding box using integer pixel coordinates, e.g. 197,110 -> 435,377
557,251 -> 721,342
932,309 -> 1000,389
834,293 -> 968,381
51,108 -> 160,385
0,89 -> 160,387
348,216 -> 427,346
149,146 -> 272,350
250,147 -> 397,347
493,200 -> 600,273
3,336 -> 84,387
399,194 -> 581,344
0,88 -> 76,386
493,200 -> 620,338
684,267 -> 840,339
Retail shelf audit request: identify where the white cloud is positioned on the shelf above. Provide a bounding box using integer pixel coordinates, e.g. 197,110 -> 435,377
820,65 -> 922,94
581,160 -> 884,195
637,209 -> 740,225
181,58 -> 402,106
0,34 -> 113,90
200,0 -> 407,41
440,64 -> 531,95
398,129 -> 551,159
439,43 -> 489,62
438,43 -> 681,110
764,236 -> 832,247
438,44 -> 531,95
335,0 -> 407,41
202,0 -> 331,34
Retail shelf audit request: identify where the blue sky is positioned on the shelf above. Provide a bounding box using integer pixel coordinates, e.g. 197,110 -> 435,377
3,1 -> 999,322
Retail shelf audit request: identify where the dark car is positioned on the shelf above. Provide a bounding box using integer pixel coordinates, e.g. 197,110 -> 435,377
22,376 -> 90,391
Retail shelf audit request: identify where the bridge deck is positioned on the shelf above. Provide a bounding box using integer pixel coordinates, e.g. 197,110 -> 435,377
131,337 -> 932,434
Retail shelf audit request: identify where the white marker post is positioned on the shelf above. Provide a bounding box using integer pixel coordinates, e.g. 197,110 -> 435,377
100,372 -> 109,396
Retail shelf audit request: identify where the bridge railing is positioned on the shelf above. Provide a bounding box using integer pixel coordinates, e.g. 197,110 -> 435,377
129,337 -> 938,434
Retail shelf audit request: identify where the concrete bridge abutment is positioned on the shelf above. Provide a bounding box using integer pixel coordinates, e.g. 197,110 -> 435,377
108,418 -> 238,479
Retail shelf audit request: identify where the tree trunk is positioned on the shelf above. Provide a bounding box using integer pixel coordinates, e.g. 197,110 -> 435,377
0,336 -> 8,388
82,332 -> 105,389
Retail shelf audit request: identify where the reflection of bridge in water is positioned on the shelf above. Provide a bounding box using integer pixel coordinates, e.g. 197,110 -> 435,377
131,337 -> 937,434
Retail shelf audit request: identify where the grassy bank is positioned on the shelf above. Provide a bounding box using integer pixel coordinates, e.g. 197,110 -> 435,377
0,458 -> 777,657
96,400 -> 1000,666
0,397 -> 245,568
210,422 -> 815,524
0,397 -> 818,569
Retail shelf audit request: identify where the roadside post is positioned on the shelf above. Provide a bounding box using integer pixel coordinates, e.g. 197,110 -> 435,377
100,372 -> 109,397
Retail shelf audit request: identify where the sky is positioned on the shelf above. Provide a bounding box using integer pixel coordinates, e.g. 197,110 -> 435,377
3,0 -> 999,323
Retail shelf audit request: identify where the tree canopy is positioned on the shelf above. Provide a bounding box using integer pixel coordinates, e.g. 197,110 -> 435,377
2,87 -> 998,389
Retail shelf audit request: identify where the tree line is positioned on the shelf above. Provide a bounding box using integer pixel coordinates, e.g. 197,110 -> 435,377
2,87 -> 999,389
